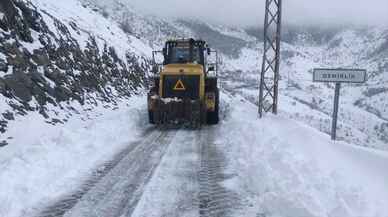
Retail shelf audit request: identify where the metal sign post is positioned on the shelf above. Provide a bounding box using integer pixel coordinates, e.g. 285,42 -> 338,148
331,83 -> 341,140
313,68 -> 367,140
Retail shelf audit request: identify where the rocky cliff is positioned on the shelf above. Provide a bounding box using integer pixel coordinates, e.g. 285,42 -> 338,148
0,0 -> 152,146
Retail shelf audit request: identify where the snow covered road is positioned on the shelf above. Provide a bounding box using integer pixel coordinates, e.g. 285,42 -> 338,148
63,129 -> 177,217
1,94 -> 388,217
38,126 -> 240,217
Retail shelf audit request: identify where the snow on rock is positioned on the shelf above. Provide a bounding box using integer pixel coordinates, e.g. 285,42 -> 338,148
216,94 -> 388,217
0,0 -> 152,140
4,65 -> 11,77
18,30 -> 43,54
31,0 -> 151,60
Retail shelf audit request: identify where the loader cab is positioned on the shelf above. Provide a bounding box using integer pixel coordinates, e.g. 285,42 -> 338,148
163,39 -> 206,68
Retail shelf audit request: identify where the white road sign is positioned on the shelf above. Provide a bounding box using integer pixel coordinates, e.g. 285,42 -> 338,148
313,68 -> 366,83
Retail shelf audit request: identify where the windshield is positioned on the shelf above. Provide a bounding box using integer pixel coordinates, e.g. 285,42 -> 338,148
170,47 -> 190,63
165,42 -> 204,65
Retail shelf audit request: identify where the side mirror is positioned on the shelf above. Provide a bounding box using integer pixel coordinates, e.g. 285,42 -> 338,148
207,48 -> 211,55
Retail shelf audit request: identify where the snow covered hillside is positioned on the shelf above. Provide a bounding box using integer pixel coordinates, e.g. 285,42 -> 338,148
0,0 -> 153,146
224,27 -> 388,151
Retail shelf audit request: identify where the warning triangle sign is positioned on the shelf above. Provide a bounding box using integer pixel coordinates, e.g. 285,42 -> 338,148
173,79 -> 186,91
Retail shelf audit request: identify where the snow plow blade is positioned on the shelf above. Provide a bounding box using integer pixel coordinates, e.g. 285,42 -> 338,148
148,96 -> 206,128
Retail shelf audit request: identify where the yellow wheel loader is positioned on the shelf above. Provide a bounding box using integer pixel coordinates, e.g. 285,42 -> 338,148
147,38 -> 219,127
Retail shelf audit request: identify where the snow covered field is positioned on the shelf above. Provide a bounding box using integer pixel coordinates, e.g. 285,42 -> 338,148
0,93 -> 387,217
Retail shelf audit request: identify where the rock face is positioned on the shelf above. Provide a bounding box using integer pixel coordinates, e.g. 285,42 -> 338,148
0,0 -> 150,138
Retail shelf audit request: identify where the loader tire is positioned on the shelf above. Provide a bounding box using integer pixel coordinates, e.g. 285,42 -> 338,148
206,89 -> 219,125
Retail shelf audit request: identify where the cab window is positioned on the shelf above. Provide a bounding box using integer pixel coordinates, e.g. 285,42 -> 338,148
170,47 -> 190,63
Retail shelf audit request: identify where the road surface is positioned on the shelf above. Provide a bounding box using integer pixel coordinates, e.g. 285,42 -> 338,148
37,127 -> 240,217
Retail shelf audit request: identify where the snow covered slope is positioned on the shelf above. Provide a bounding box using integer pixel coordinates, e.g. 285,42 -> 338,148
0,0 -> 154,146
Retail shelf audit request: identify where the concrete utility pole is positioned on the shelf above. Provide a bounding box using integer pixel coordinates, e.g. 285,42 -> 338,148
259,0 -> 283,118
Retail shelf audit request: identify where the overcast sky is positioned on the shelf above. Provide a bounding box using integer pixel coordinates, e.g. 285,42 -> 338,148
127,0 -> 388,26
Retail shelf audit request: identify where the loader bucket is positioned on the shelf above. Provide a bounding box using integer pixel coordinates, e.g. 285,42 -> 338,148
151,97 -> 206,128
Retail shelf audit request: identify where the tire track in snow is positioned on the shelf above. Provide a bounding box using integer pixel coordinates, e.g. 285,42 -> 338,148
36,127 -> 176,217
198,127 -> 241,217
128,126 -> 241,217
129,129 -> 202,217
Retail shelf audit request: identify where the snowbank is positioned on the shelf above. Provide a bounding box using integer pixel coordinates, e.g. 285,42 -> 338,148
216,93 -> 388,217
0,96 -> 148,217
